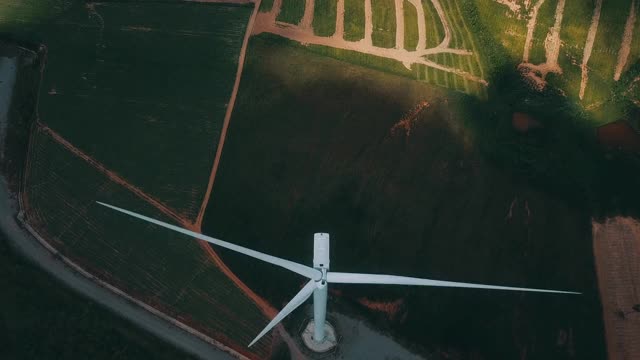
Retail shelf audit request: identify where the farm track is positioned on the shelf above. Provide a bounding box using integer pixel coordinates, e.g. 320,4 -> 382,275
614,0 -> 637,81
395,0 -> 404,49
522,0 -> 545,63
254,0 -> 486,84
580,0 -> 603,100
0,180 -> 240,360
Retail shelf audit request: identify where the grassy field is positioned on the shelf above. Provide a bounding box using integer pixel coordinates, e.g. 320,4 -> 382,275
259,0 -> 487,96
473,0 -> 640,124
312,0 -> 338,36
31,1 -> 252,219
24,128 -> 270,354
277,0 -> 306,24
371,0 -> 396,48
403,1 -> 419,50
2,0 -> 274,358
344,0 -> 366,41
261,0 -> 640,118
203,35 -> 609,359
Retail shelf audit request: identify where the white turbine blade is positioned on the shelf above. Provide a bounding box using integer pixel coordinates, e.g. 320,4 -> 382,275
327,272 -> 580,294
96,202 -> 321,280
249,279 -> 316,347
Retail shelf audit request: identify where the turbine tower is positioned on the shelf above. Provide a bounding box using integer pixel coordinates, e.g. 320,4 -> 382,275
97,202 -> 580,349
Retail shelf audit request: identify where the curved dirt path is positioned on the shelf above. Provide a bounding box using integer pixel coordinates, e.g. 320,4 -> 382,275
614,0 -> 637,81
430,0 -> 452,49
0,179 -> 238,360
579,0 -> 603,100
254,13 -> 483,83
408,0 -> 426,50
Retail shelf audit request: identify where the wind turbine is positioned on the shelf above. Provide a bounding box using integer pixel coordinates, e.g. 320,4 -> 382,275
97,202 -> 580,348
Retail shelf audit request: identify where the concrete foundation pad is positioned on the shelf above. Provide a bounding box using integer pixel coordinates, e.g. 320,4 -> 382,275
301,320 -> 338,353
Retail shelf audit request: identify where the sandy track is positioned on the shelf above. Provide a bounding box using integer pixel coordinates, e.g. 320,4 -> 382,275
430,0 -> 452,49
364,0 -> 373,45
335,0 -> 345,38
494,0 -> 520,14
522,0 -> 545,63
592,217 -> 640,360
614,0 -> 637,81
579,0 -> 602,100
300,0 -> 315,30
544,0 -> 565,71
254,15 -> 483,82
395,0 -> 404,49
407,0 -> 426,50
520,0 -> 565,88
255,0 -> 483,83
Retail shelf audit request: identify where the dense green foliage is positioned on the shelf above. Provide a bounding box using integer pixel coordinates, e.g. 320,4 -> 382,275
312,0 -> 338,37
371,0 -> 396,48
277,0 -> 306,24
343,0 -> 365,41
0,232 -> 195,360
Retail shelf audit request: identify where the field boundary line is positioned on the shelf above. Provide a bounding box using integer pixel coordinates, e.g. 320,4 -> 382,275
36,123 -> 190,228
614,0 -> 637,81
195,0 -> 260,228
193,0 -> 281,322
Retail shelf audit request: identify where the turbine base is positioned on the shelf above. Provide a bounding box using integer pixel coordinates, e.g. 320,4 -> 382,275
301,320 -> 337,353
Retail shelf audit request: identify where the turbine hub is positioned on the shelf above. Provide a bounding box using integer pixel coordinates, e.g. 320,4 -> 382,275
316,268 -> 328,287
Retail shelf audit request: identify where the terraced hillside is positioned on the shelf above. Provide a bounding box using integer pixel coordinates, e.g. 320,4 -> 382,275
256,0 -> 487,96
255,0 -> 640,123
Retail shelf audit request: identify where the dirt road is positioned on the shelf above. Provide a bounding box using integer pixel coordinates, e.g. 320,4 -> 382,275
614,0 -> 637,81
0,178 -> 238,360
580,0 -> 603,100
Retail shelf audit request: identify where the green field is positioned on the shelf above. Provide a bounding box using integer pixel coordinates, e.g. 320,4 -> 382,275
25,129 -> 269,353
344,0 -> 367,41
261,0 -> 640,118
312,0 -> 338,36
33,2 -> 252,220
277,0 -> 306,24
371,0 -> 396,48
0,231 -> 197,360
6,0 -> 640,358
473,0 -> 640,123
203,35 -> 611,358
3,0 -> 273,358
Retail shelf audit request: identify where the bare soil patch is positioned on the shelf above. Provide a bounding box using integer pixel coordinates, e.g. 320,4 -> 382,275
592,217 -> 640,360
596,121 -> 640,153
